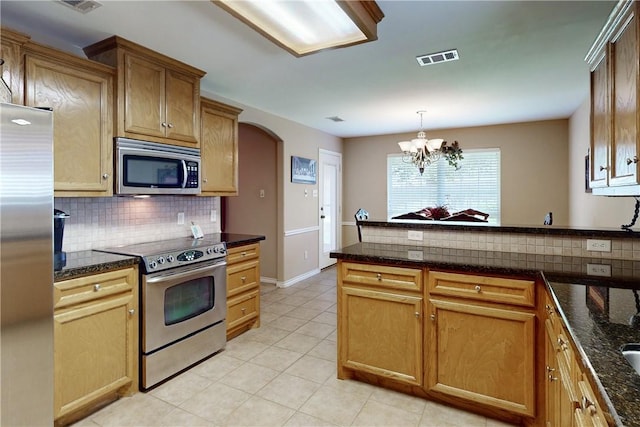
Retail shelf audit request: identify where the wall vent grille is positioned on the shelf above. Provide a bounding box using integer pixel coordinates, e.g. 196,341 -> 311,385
416,49 -> 459,66
57,0 -> 102,14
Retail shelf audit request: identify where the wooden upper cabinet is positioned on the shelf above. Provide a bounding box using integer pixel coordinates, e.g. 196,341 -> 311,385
23,42 -> 114,196
587,1 -> 640,194
0,27 -> 30,104
200,97 -> 242,196
84,36 -> 205,148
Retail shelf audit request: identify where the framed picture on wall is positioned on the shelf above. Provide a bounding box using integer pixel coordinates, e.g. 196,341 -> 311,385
291,156 -> 316,184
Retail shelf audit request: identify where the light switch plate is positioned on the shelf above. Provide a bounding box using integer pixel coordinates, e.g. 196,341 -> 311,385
408,250 -> 424,260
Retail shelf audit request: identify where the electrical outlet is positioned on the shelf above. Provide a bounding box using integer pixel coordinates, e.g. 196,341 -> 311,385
586,239 -> 611,252
407,230 -> 423,241
210,210 -> 217,222
408,250 -> 424,260
177,212 -> 185,225
587,263 -> 612,277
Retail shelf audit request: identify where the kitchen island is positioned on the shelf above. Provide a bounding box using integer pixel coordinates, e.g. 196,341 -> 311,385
331,241 -> 640,427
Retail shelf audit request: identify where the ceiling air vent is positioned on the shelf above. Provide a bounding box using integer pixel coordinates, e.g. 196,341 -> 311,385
57,0 -> 102,14
326,116 -> 344,122
416,49 -> 459,67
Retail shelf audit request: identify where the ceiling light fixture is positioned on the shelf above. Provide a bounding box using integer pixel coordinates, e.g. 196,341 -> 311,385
212,0 -> 384,57
398,111 -> 463,174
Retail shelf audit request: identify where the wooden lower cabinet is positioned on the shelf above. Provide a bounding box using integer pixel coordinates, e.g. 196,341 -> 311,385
53,267 -> 138,426
226,243 -> 261,339
426,298 -> 536,417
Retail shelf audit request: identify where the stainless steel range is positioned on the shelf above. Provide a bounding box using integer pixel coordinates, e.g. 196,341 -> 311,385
97,236 -> 227,390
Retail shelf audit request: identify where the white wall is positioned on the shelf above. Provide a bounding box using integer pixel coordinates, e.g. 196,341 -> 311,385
568,97 -> 638,228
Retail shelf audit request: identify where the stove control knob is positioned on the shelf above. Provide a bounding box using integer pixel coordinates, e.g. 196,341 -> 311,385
157,257 -> 165,264
148,260 -> 157,270
206,247 -> 214,254
166,255 -> 174,263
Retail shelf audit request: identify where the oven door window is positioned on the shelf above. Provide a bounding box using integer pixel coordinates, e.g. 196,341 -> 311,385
164,276 -> 214,325
123,155 -> 184,188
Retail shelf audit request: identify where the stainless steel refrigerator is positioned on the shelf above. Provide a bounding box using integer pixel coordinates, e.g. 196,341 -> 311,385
0,103 -> 54,426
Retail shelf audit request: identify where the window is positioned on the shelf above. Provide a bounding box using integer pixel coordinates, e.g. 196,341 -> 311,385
387,149 -> 501,224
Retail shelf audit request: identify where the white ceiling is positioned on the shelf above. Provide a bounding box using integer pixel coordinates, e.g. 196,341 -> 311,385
0,0 -> 616,138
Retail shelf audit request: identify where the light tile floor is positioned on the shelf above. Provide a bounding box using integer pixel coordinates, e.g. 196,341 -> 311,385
72,266 -> 517,427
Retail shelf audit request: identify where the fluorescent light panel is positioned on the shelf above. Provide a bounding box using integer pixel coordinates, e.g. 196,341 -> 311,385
213,0 -> 383,57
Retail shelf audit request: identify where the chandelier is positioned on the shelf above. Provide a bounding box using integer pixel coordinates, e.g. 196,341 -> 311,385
398,110 -> 462,174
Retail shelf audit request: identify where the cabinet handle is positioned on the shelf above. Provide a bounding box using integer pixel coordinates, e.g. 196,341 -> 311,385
599,165 -> 609,171
167,123 -> 174,128
93,284 -> 101,292
376,273 -> 382,281
430,314 -> 436,321
545,304 -> 554,315
626,156 -> 639,165
474,285 -> 481,293
161,122 -> 167,127
241,276 -> 246,282
557,337 -> 568,351
128,309 -> 135,315
102,173 -> 109,180
581,396 -> 596,414
414,312 -> 420,318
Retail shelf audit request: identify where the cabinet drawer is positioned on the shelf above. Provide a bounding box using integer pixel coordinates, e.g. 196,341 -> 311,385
428,271 -> 535,307
54,268 -> 136,310
340,262 -> 422,292
226,243 -> 259,265
227,290 -> 259,330
576,379 -> 609,427
227,260 -> 259,297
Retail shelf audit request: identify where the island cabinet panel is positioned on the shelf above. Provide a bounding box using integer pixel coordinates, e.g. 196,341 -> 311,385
340,286 -> 423,385
426,298 -> 536,417
53,267 -> 138,427
226,243 -> 261,340
23,42 -> 114,197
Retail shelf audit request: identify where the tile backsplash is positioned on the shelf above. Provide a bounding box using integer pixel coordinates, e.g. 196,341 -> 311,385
55,196 -> 221,252
361,225 -> 640,261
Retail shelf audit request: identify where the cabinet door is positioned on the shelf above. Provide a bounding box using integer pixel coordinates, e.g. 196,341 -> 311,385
54,292 -> 136,420
545,319 -> 561,427
25,54 -> 113,196
124,53 -> 166,138
200,100 -> 239,195
590,53 -> 609,189
427,299 -> 535,417
1,29 -> 29,104
340,286 -> 423,386
610,8 -> 639,186
165,69 -> 200,145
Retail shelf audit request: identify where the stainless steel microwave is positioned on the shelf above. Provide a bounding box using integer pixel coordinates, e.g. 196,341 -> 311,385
115,138 -> 201,195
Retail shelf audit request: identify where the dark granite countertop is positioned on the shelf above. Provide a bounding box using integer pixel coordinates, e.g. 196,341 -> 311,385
55,233 -> 265,282
331,243 -> 640,426
358,219 -> 640,238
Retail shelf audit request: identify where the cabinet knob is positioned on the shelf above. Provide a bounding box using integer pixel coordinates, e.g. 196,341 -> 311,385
93,284 -> 101,292
414,312 -> 420,318
161,122 -> 167,127
581,396 -> 596,414
241,307 -> 246,314
599,165 -> 609,171
167,123 -> 174,128
102,173 -> 109,180
626,156 -> 639,165
546,365 -> 556,373
557,337 -> 568,351
474,285 -> 481,293
241,276 -> 246,282
430,314 -> 436,321
241,252 -> 247,257
545,304 -> 554,315
128,309 -> 135,315
376,273 -> 382,281
548,374 -> 558,382
203,178 -> 208,183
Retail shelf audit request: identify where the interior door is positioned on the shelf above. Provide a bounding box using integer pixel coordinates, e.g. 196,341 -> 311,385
319,149 -> 342,269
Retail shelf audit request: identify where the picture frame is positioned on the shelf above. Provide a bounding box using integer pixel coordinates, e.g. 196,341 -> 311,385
291,156 -> 316,184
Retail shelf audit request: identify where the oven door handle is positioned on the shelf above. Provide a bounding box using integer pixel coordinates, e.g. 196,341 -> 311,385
146,261 -> 226,284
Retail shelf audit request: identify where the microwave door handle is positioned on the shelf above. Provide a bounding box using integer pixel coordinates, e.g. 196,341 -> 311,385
181,160 -> 188,188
